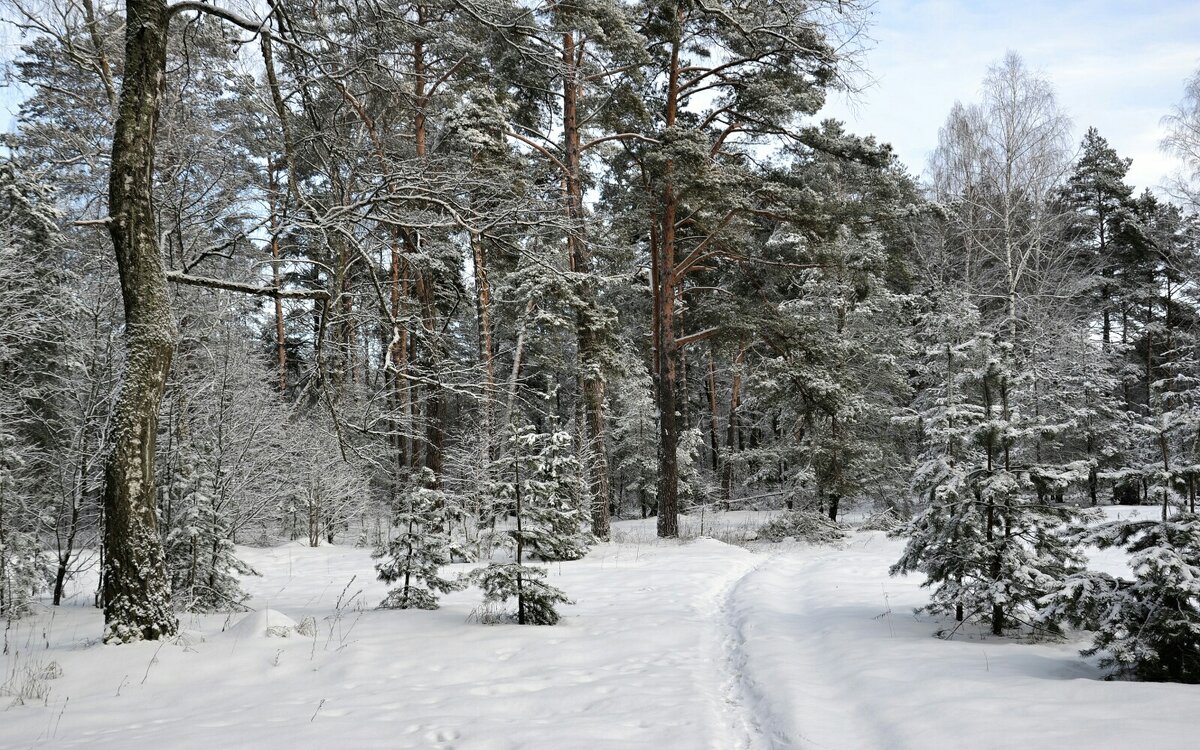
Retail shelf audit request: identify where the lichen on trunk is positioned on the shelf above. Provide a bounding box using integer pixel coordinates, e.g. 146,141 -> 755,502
101,0 -> 178,643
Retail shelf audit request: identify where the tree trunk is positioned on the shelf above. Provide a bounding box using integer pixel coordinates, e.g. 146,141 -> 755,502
652,18 -> 683,538
471,228 -> 496,456
101,0 -> 178,642
721,342 -> 747,508
268,160 -> 288,391
562,30 -> 611,541
411,14 -> 445,484
514,458 -> 526,625
706,349 -> 720,473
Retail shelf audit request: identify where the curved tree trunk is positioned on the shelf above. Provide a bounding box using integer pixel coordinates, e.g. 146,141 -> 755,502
101,0 -> 177,643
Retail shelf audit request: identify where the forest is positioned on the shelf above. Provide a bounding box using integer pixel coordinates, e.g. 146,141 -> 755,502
3,1 -> 1200,743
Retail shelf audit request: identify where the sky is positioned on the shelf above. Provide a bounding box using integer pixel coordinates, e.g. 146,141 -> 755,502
823,0 -> 1200,192
2,1 -> 1199,193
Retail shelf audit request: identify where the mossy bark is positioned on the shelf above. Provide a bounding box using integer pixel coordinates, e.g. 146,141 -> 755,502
101,0 -> 177,643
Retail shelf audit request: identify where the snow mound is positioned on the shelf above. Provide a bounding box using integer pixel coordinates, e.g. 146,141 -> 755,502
222,609 -> 300,638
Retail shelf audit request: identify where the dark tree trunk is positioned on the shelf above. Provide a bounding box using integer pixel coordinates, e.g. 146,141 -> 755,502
101,0 -> 177,642
721,343 -> 747,509
706,350 -> 720,473
651,20 -> 683,539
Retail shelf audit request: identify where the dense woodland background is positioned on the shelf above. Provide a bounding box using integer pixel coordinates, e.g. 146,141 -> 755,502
3,0 -> 1200,679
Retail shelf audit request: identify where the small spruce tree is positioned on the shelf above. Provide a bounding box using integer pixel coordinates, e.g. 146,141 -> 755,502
375,469 -> 463,610
163,447 -> 257,612
893,293 -> 1085,634
1041,513 -> 1200,682
471,426 -> 575,625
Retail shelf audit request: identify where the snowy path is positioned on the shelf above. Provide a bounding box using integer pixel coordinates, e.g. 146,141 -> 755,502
726,530 -> 1200,750
725,546 -> 903,750
711,552 -> 787,750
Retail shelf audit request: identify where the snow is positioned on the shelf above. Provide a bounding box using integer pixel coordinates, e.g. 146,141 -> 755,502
218,609 -> 299,639
2,508 -> 1198,749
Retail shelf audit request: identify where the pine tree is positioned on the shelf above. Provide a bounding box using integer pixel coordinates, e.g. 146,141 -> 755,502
609,0 -> 869,537
1062,127 -> 1136,346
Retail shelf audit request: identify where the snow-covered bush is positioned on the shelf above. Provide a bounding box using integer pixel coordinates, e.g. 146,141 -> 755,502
1040,514 -> 1200,682
860,508 -> 905,532
755,511 -> 847,544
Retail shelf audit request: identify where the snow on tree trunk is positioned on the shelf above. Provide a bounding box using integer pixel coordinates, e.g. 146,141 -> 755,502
101,0 -> 177,643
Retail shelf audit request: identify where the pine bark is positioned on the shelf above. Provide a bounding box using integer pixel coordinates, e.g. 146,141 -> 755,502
101,0 -> 178,642
652,12 -> 683,538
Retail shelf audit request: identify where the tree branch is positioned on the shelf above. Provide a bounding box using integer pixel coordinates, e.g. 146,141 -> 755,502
166,270 -> 329,301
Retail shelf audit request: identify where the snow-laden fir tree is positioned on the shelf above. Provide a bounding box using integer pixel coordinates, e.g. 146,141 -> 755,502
0,153 -> 64,617
162,445 -> 257,612
892,292 -> 1086,635
493,426 -> 592,562
470,426 -> 579,625
676,427 -> 712,514
1041,513 -> 1200,682
0,430 -> 46,618
375,468 -> 463,610
608,350 -> 660,518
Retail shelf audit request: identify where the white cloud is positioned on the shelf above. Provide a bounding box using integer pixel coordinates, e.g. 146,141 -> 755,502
824,0 -> 1200,193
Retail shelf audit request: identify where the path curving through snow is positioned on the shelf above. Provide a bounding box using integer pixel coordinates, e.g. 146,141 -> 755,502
721,547 -> 900,750
710,552 -> 789,750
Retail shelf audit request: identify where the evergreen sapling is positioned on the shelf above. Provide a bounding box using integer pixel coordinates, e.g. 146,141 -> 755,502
375,469 -> 464,610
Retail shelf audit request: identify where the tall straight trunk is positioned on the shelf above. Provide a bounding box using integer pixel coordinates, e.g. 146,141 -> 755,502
1146,301 -> 1153,408
721,342 -> 747,508
268,160 -> 288,391
562,29 -> 611,540
505,297 -> 537,427
706,349 -> 720,473
411,9 -> 444,483
101,0 -> 177,642
652,10 -> 683,538
1099,203 -> 1111,346
471,229 -> 496,455
418,268 -> 444,480
388,229 -> 410,471
514,457 -> 526,625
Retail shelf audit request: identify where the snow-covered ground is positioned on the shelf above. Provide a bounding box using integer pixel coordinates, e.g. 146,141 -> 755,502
2,508 -> 1197,749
